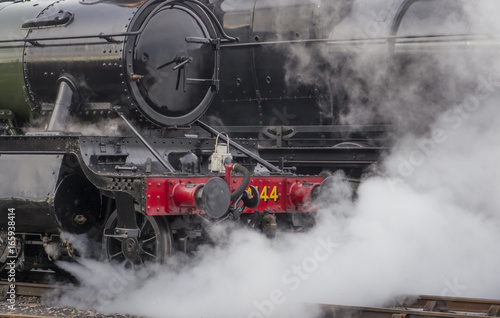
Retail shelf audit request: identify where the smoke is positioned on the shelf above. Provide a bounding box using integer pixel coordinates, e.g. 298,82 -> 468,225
290,93 -> 500,306
50,110 -> 500,314
23,116 -> 128,136
45,0 -> 500,317
63,117 -> 129,136
49,102 -> 500,315
49,226 -> 324,318
285,0 -> 500,135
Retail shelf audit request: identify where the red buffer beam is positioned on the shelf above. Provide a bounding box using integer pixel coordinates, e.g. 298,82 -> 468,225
145,175 -> 324,216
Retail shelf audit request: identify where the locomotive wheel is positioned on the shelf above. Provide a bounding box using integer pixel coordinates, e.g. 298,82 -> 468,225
0,231 -> 9,271
103,210 -> 172,266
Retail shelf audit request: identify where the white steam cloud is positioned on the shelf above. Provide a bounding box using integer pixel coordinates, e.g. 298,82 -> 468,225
46,0 -> 500,317
24,116 -> 128,136
50,114 -> 500,316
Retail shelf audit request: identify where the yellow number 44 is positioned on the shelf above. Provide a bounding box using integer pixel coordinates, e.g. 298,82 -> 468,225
248,186 -> 279,203
269,186 -> 278,202
260,186 -> 269,202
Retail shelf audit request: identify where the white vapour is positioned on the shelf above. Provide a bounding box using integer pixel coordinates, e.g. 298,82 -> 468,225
48,0 -> 500,317
291,94 -> 500,306
52,99 -> 500,315
24,117 -> 127,136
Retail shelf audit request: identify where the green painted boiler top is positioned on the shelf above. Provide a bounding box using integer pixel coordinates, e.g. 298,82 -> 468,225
0,0 -> 53,123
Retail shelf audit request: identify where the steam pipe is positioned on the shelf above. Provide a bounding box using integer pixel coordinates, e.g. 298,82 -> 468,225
230,163 -> 251,201
47,76 -> 78,131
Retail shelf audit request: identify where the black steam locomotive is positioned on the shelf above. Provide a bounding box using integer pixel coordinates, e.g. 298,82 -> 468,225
0,0 -> 478,270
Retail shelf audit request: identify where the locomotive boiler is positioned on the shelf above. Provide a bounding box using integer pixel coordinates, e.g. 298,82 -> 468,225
0,0 -> 483,270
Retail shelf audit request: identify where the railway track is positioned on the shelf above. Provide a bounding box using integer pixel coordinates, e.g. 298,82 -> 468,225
0,281 -> 71,318
0,281 -> 65,298
321,295 -> 500,317
404,295 -> 500,315
2,285 -> 500,318
0,281 -> 140,318
0,314 -> 61,318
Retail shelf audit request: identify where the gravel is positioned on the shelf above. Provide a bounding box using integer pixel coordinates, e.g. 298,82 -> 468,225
0,296 -> 147,318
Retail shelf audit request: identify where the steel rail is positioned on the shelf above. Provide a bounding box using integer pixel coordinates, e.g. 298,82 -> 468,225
0,313 -> 61,318
402,295 -> 500,315
319,295 -> 500,318
322,305 -> 495,318
0,281 -> 65,297
320,304 -> 498,318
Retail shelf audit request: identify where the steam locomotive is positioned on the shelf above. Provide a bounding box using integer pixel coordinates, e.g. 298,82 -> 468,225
0,0 -> 479,270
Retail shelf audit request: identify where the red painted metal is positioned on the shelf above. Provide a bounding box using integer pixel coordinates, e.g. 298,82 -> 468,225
145,175 -> 324,216
172,182 -> 203,208
225,163 -> 233,187
288,182 -> 319,206
146,177 -> 211,216
245,177 -> 323,213
146,179 -> 169,215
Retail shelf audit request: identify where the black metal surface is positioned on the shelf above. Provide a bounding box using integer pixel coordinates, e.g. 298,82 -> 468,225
77,131 -> 381,179
0,0 -> 479,269
22,10 -> 74,28
112,192 -> 140,238
0,154 -> 62,232
80,135 -> 211,176
242,185 -> 260,209
0,0 -> 396,244
202,0 -> 355,127
47,77 -> 78,131
0,136 -> 128,234
199,177 -> 230,219
116,109 -> 174,172
53,174 -> 101,234
259,146 -> 381,170
197,120 -> 282,173
125,0 -> 220,126
229,163 -> 251,201
103,210 -> 172,263
0,136 -> 79,153
0,0 -> 492,135
11,0 -> 228,128
23,0 -> 134,111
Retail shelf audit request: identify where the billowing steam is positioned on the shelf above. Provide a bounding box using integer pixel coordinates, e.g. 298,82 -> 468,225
24,116 -> 128,136
46,0 -> 500,317
285,0 -> 500,134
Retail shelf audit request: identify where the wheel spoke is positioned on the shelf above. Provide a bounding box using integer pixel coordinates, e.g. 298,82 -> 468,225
140,216 -> 148,232
142,235 -> 157,244
142,250 -> 157,259
104,210 -> 170,265
110,251 -> 124,259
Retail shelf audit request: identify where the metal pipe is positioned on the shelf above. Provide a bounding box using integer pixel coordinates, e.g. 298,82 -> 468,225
1,30 -> 489,46
115,108 -> 175,173
196,120 -> 282,173
230,163 -> 251,201
47,77 -> 76,131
